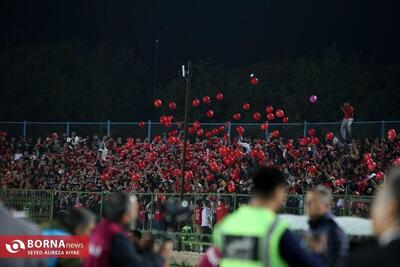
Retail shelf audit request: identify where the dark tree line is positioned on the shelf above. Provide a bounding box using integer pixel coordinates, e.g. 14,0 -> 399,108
1,41 -> 400,123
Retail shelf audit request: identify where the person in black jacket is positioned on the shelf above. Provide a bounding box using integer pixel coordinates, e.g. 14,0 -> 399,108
306,186 -> 349,267
84,193 -> 145,267
346,167 -> 400,267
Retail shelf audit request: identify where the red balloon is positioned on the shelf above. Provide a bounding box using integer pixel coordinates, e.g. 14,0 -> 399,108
236,126 -> 245,135
336,178 -> 346,186
308,165 -> 317,174
367,159 -> 374,165
308,128 -> 316,137
138,161 -> 146,170
218,125 -> 225,132
368,162 -> 376,171
266,113 -> 275,121
376,171 -> 384,181
325,132 -> 334,140
138,121 -> 145,128
168,130 -> 178,137
167,136 -> 178,144
253,112 -> 261,121
223,156 -> 234,166
192,99 -> 200,107
311,137 -> 319,145
210,162 -> 219,172
153,136 -> 162,143
219,146 -> 230,156
285,142 -> 293,151
206,110 -> 214,118
101,173 -> 110,181
242,103 -> 251,110
364,153 -> 372,162
216,92 -> 224,101
202,96 -> 211,104
206,174 -> 215,181
211,128 -> 219,135
388,129 -> 397,141
227,182 -> 235,193
205,131 -> 212,139
302,137 -> 311,145
230,170 -> 240,182
153,99 -> 162,108
271,130 -> 280,138
233,113 -> 242,121
260,123 -> 269,131
275,109 -> 285,118
185,170 -> 194,179
249,74 -> 259,86
265,106 -> 274,113
159,116 -> 167,123
131,173 -> 140,181
164,121 -> 171,128
395,157 -> 400,166
234,149 -> 244,159
282,117 -> 289,123
188,127 -> 196,135
196,128 -> 204,137
168,101 -> 176,110
193,121 -> 201,129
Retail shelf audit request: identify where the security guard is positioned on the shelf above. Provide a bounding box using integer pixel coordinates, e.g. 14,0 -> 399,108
199,167 -> 325,267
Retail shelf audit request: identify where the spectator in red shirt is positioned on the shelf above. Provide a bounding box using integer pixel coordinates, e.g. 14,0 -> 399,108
194,199 -> 203,234
340,102 -> 354,141
153,201 -> 164,231
215,198 -> 228,223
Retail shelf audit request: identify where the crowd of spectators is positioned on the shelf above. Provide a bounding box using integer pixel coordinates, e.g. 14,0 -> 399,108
0,130 -> 399,197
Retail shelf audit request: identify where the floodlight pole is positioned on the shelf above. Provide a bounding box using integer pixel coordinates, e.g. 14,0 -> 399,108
180,61 -> 192,201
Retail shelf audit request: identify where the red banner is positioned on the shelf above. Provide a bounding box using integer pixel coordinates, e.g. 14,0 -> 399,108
0,235 -> 88,258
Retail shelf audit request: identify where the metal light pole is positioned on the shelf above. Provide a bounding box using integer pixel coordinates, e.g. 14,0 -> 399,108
180,61 -> 192,201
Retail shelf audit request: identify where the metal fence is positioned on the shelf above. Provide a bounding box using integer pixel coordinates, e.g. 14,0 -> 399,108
0,120 -> 399,140
0,189 -> 373,252
0,189 -> 373,225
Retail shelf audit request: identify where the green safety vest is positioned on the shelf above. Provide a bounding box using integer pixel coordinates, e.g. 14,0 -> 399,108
213,205 -> 289,267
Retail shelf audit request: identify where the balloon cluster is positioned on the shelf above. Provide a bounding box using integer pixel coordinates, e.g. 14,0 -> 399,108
363,153 -> 377,171
152,73 -> 295,141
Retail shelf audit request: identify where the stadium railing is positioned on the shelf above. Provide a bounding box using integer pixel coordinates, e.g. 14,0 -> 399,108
0,189 -> 372,223
0,120 -> 399,140
0,189 -> 373,252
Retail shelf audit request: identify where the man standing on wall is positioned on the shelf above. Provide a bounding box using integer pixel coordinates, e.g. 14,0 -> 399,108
340,102 -> 354,141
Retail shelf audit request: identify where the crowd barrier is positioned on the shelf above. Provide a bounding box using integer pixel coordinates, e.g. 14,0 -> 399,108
0,189 -> 373,252
1,120 -> 399,140
0,189 -> 373,223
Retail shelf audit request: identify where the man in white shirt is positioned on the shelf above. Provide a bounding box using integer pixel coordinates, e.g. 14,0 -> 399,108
201,200 -> 213,251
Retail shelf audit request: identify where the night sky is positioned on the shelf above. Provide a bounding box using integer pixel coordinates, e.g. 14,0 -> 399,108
1,0 -> 399,80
